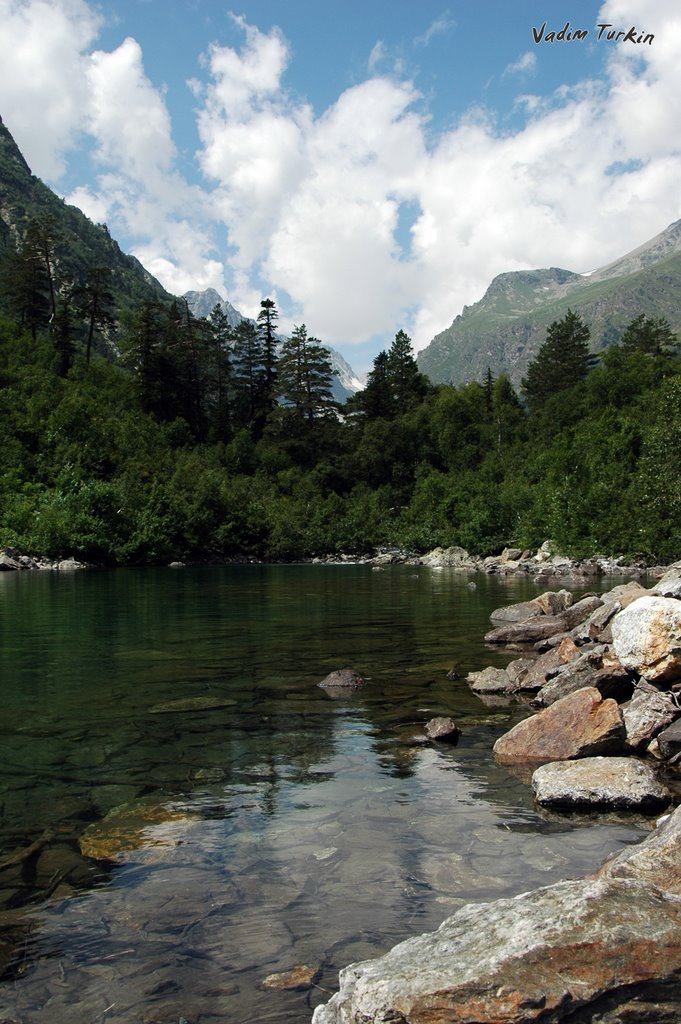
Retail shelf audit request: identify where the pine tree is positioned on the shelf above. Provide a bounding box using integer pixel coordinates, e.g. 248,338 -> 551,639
277,323 -> 336,422
386,329 -> 430,409
521,309 -> 591,412
232,318 -> 266,428
205,304 -> 235,440
354,350 -> 395,419
257,297 -> 279,415
620,314 -> 677,358
74,266 -> 116,364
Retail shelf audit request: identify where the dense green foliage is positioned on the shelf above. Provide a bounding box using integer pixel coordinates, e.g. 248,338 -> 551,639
1,299 -> 680,564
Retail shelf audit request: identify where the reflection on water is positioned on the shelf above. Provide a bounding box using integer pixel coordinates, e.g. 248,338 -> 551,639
0,566 -> 650,1022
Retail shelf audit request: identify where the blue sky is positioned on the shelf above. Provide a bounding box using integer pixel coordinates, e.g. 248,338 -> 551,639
1,0 -> 679,373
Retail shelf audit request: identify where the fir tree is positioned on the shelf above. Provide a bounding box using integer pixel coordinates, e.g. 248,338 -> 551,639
277,323 -> 336,422
620,314 -> 677,358
521,309 -> 591,412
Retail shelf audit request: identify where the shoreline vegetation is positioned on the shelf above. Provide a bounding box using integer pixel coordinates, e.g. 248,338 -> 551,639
1,304 -> 681,574
0,541 -> 673,581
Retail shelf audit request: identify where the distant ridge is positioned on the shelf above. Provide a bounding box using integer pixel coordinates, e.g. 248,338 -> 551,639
183,288 -> 364,403
417,219 -> 681,387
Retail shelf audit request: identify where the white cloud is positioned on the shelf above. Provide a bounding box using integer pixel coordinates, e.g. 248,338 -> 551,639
503,52 -> 537,77
414,13 -> 456,48
0,0 -> 101,177
86,37 -> 176,182
1,1 -> 681,372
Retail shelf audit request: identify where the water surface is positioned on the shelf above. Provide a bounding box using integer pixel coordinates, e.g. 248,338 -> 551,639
0,565 -> 650,1022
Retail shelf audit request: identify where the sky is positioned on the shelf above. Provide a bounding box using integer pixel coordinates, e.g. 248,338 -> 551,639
1,0 -> 680,373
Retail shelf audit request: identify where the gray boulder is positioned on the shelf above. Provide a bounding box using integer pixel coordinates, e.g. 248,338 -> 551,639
597,802 -> 681,893
466,665 -> 514,694
424,717 -> 460,743
656,718 -> 681,760
611,595 -> 681,683
532,756 -> 671,811
622,681 -> 680,751
312,877 -> 681,1024
484,614 -> 568,644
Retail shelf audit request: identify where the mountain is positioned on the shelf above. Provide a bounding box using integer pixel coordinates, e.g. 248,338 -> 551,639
0,115 -> 172,333
183,288 -> 364,403
417,220 -> 681,387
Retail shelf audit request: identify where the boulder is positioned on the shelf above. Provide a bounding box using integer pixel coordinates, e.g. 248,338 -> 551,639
622,681 -> 680,751
489,590 -> 572,623
484,614 -> 568,644
505,657 -> 535,689
570,599 -> 622,644
656,718 -> 681,760
513,638 -> 580,693
311,878 -> 681,1024
534,650 -> 633,707
0,552 -> 22,571
493,687 -> 625,762
601,580 -> 649,606
424,717 -> 460,743
466,666 -> 514,695
651,567 -> 681,600
562,594 -> 603,630
611,595 -> 681,682
317,668 -> 366,692
532,756 -> 672,811
597,803 -> 681,894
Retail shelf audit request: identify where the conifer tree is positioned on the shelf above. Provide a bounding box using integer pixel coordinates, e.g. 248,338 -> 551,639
277,323 -> 336,422
386,329 -> 430,409
257,298 -> 279,415
620,314 -> 677,358
232,318 -> 265,428
520,309 -> 591,413
74,266 -> 116,364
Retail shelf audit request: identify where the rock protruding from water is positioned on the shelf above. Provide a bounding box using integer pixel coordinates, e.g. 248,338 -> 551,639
493,687 -> 626,763
424,717 -> 460,743
532,756 -> 671,811
317,668 -> 366,693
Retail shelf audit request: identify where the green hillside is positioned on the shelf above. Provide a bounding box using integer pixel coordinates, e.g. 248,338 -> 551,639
0,114 -> 172,353
418,221 -> 681,386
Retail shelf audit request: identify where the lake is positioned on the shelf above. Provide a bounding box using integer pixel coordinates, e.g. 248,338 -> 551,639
0,564 -> 650,1023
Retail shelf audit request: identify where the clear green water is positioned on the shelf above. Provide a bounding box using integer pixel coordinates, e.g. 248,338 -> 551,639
0,565 -> 649,1023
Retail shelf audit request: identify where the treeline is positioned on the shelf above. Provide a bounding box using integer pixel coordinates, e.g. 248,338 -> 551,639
0,237 -> 680,564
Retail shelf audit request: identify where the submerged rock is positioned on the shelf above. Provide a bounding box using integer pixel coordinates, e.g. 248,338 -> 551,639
79,801 -> 194,860
262,964 -> 319,990
312,877 -> 681,1024
532,756 -> 672,811
149,695 -> 237,714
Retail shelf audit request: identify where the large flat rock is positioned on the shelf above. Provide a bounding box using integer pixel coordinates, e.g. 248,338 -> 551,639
532,756 -> 672,811
493,687 -> 625,763
312,877 -> 681,1024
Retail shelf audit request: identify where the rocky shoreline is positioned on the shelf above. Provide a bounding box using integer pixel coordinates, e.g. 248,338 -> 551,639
312,566 -> 681,1023
1,540 -> 673,579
